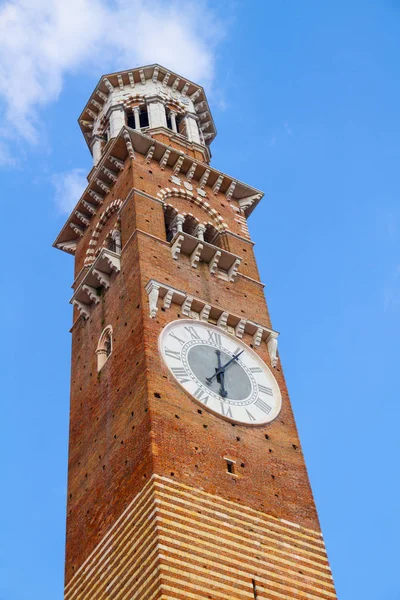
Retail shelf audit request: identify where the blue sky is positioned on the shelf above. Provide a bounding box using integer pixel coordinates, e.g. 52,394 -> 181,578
1,1 -> 399,598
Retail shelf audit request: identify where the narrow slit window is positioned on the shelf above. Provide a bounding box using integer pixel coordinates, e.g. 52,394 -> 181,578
225,459 -> 235,474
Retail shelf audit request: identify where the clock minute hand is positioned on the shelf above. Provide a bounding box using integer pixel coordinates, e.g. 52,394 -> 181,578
206,349 -> 244,384
205,350 -> 228,396
219,350 -> 244,372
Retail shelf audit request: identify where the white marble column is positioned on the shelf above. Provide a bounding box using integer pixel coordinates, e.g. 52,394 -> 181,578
184,113 -> 201,144
133,106 -> 141,129
147,98 -> 167,129
108,105 -> 125,138
170,111 -> 177,133
195,223 -> 206,241
91,135 -> 103,166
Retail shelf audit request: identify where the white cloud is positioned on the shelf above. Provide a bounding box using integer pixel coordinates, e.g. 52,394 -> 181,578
0,0 -> 222,147
52,168 -> 87,214
0,141 -> 16,167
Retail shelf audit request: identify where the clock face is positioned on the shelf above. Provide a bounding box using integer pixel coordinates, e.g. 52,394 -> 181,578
159,320 -> 282,425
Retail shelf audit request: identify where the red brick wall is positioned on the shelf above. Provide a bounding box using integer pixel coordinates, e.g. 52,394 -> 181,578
64,153 -> 329,595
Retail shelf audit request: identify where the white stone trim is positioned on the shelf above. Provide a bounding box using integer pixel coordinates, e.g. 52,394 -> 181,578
96,325 -> 113,372
145,279 -> 279,365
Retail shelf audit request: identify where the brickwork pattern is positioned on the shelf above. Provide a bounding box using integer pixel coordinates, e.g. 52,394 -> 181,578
65,475 -> 336,600
63,127 -> 337,598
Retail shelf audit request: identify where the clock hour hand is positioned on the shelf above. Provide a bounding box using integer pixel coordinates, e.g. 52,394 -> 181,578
205,350 -> 228,396
206,349 -> 244,397
215,350 -> 228,398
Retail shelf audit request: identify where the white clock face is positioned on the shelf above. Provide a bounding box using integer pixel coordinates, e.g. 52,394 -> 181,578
159,319 -> 282,426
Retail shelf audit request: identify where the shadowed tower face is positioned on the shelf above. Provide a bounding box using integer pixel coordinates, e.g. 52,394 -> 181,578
55,64 -> 337,600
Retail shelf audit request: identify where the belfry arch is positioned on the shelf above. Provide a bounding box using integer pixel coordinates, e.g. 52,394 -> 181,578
84,199 -> 123,266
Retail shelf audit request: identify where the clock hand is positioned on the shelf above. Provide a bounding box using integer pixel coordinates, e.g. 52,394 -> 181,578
206,349 -> 244,385
215,350 -> 228,398
219,350 -> 244,372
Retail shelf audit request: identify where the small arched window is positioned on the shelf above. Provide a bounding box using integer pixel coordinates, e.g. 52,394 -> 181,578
127,105 -> 149,130
96,325 -> 113,372
204,223 -> 220,247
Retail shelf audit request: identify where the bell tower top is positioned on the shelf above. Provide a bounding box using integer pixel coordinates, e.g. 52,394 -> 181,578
79,63 -> 216,166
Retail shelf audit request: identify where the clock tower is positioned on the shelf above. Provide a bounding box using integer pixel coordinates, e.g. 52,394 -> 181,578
55,64 -> 337,600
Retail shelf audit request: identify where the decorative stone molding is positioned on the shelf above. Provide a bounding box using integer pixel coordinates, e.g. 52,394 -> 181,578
123,131 -> 135,159
145,145 -> 156,164
88,189 -> 104,204
95,178 -> 110,194
225,180 -> 237,201
102,166 -> 118,183
190,242 -> 203,268
186,162 -> 197,183
91,98 -> 102,111
267,332 -> 279,368
55,127 -> 262,254
168,231 -> 241,282
172,77 -> 180,92
157,187 -> 229,233
212,175 -> 224,195
159,149 -> 171,170
144,279 -> 279,366
82,200 -> 97,215
70,223 -> 85,237
71,248 -> 121,320
181,82 -> 190,96
109,156 -> 124,171
172,154 -> 185,175
191,89 -> 202,102
146,280 -> 161,318
57,240 -> 77,254
84,199 -> 123,266
75,211 -> 90,227
103,78 -> 114,93
171,234 -> 185,260
199,169 -> 210,189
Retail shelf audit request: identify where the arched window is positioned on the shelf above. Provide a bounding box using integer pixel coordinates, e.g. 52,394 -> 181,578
164,205 -> 179,242
182,215 -> 199,237
96,325 -> 113,372
106,229 -> 122,254
204,223 -> 220,246
127,105 -> 149,130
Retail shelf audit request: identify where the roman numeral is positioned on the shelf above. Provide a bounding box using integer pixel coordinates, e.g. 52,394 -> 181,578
207,331 -> 222,346
193,387 -> 209,405
250,367 -> 262,373
164,348 -> 181,360
233,346 -> 242,357
220,403 -> 233,419
184,326 -> 201,340
245,409 -> 257,422
255,398 -> 272,414
258,384 -> 273,396
171,367 -> 191,384
169,332 -> 185,345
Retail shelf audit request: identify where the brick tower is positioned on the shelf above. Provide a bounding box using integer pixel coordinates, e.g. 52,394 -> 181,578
55,64 -> 337,600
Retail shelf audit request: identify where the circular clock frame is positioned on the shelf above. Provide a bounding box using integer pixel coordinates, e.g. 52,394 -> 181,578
159,319 -> 282,426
